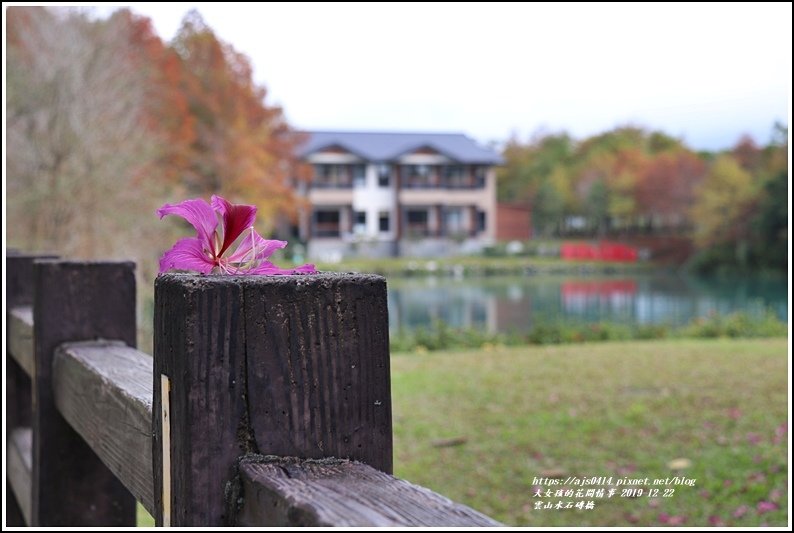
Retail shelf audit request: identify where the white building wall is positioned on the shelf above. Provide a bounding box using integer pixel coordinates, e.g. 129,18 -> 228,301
352,163 -> 396,241
306,153 -> 362,164
397,154 -> 451,165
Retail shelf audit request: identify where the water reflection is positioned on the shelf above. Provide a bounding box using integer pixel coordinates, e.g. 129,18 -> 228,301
388,275 -> 788,333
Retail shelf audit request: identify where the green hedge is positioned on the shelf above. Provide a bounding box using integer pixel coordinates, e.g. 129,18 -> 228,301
391,311 -> 787,352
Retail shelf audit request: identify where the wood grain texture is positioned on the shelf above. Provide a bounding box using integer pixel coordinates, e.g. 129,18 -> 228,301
243,273 -> 393,472
235,457 -> 502,527
5,359 -> 32,526
7,428 -> 33,525
7,254 -> 59,308
9,306 -> 34,376
153,273 -> 392,526
6,253 -> 55,525
153,275 -> 247,526
33,261 -> 137,526
52,340 -> 155,516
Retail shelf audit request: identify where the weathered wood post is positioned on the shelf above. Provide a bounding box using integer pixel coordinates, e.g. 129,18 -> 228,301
6,253 -> 57,525
153,273 -> 392,526
31,260 -> 137,525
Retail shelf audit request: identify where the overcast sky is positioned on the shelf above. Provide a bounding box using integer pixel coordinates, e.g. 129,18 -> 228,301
122,2 -> 790,150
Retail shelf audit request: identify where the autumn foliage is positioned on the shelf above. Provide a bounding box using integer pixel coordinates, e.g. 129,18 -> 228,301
6,7 -> 306,277
498,125 -> 788,271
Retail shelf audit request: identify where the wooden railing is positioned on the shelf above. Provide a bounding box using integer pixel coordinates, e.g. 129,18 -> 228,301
5,252 -> 500,527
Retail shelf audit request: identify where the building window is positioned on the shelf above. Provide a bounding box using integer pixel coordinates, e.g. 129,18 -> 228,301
313,164 -> 352,188
405,209 -> 429,236
353,211 -> 367,235
473,166 -> 487,188
401,165 -> 434,188
312,165 -> 358,189
378,211 -> 390,233
476,210 -> 486,233
377,164 -> 391,187
443,207 -> 465,236
443,165 -> 466,188
352,165 -> 366,188
314,209 -> 340,237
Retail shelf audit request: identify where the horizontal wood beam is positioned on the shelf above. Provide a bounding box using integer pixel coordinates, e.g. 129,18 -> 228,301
52,340 -> 155,516
8,306 -> 34,377
234,457 -> 502,527
7,428 -> 33,525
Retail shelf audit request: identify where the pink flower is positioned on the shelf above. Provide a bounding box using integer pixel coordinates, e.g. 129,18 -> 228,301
773,422 -> 787,444
157,195 -> 316,275
756,501 -> 778,514
667,515 -> 686,526
708,515 -> 726,526
658,513 -> 686,526
732,504 -> 749,519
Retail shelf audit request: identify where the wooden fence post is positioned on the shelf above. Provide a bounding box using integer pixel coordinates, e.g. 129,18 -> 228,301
153,273 -> 392,526
6,253 -> 57,525
32,260 -> 137,526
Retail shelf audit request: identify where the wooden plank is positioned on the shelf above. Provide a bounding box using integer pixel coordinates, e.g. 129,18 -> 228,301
153,275 -> 248,526
242,273 -> 393,472
9,306 -> 34,376
7,428 -> 33,525
6,253 -> 55,525
234,457 -> 502,527
33,260 -> 137,526
160,374 -> 171,527
5,358 -> 31,526
7,254 -> 59,308
153,273 -> 392,526
52,340 -> 155,516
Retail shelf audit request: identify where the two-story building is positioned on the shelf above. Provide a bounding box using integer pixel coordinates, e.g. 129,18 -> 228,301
297,131 -> 503,259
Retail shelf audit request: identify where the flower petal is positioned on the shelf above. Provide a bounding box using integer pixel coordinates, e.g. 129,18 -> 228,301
158,237 -> 214,274
247,261 -> 317,275
226,229 -> 287,264
157,198 -> 218,251
211,195 -> 257,257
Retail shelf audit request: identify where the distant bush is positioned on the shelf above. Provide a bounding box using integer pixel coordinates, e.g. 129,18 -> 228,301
680,310 -> 787,339
481,240 -> 562,258
390,311 -> 786,352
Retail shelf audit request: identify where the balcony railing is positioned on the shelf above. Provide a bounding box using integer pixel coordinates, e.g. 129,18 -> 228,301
311,180 -> 353,189
404,224 -> 431,237
400,178 -> 485,190
313,222 -> 341,238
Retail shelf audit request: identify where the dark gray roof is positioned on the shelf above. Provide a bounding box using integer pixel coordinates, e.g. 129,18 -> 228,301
298,131 -> 503,165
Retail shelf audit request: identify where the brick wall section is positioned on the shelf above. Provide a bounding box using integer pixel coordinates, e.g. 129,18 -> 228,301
495,203 -> 531,241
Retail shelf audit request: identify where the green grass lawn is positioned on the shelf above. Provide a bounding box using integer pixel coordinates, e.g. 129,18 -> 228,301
391,338 -> 788,527
138,337 -> 788,526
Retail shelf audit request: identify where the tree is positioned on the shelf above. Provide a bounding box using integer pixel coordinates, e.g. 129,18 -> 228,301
532,177 -> 565,236
691,155 -> 756,264
750,169 -> 788,270
585,179 -> 610,235
168,11 -> 306,233
748,124 -> 788,270
636,150 -> 705,230
7,7 -> 309,281
497,132 -> 576,236
6,7 -> 164,267
731,134 -> 762,173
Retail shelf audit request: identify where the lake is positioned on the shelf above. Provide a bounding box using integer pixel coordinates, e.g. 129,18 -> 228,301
387,274 -> 788,333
